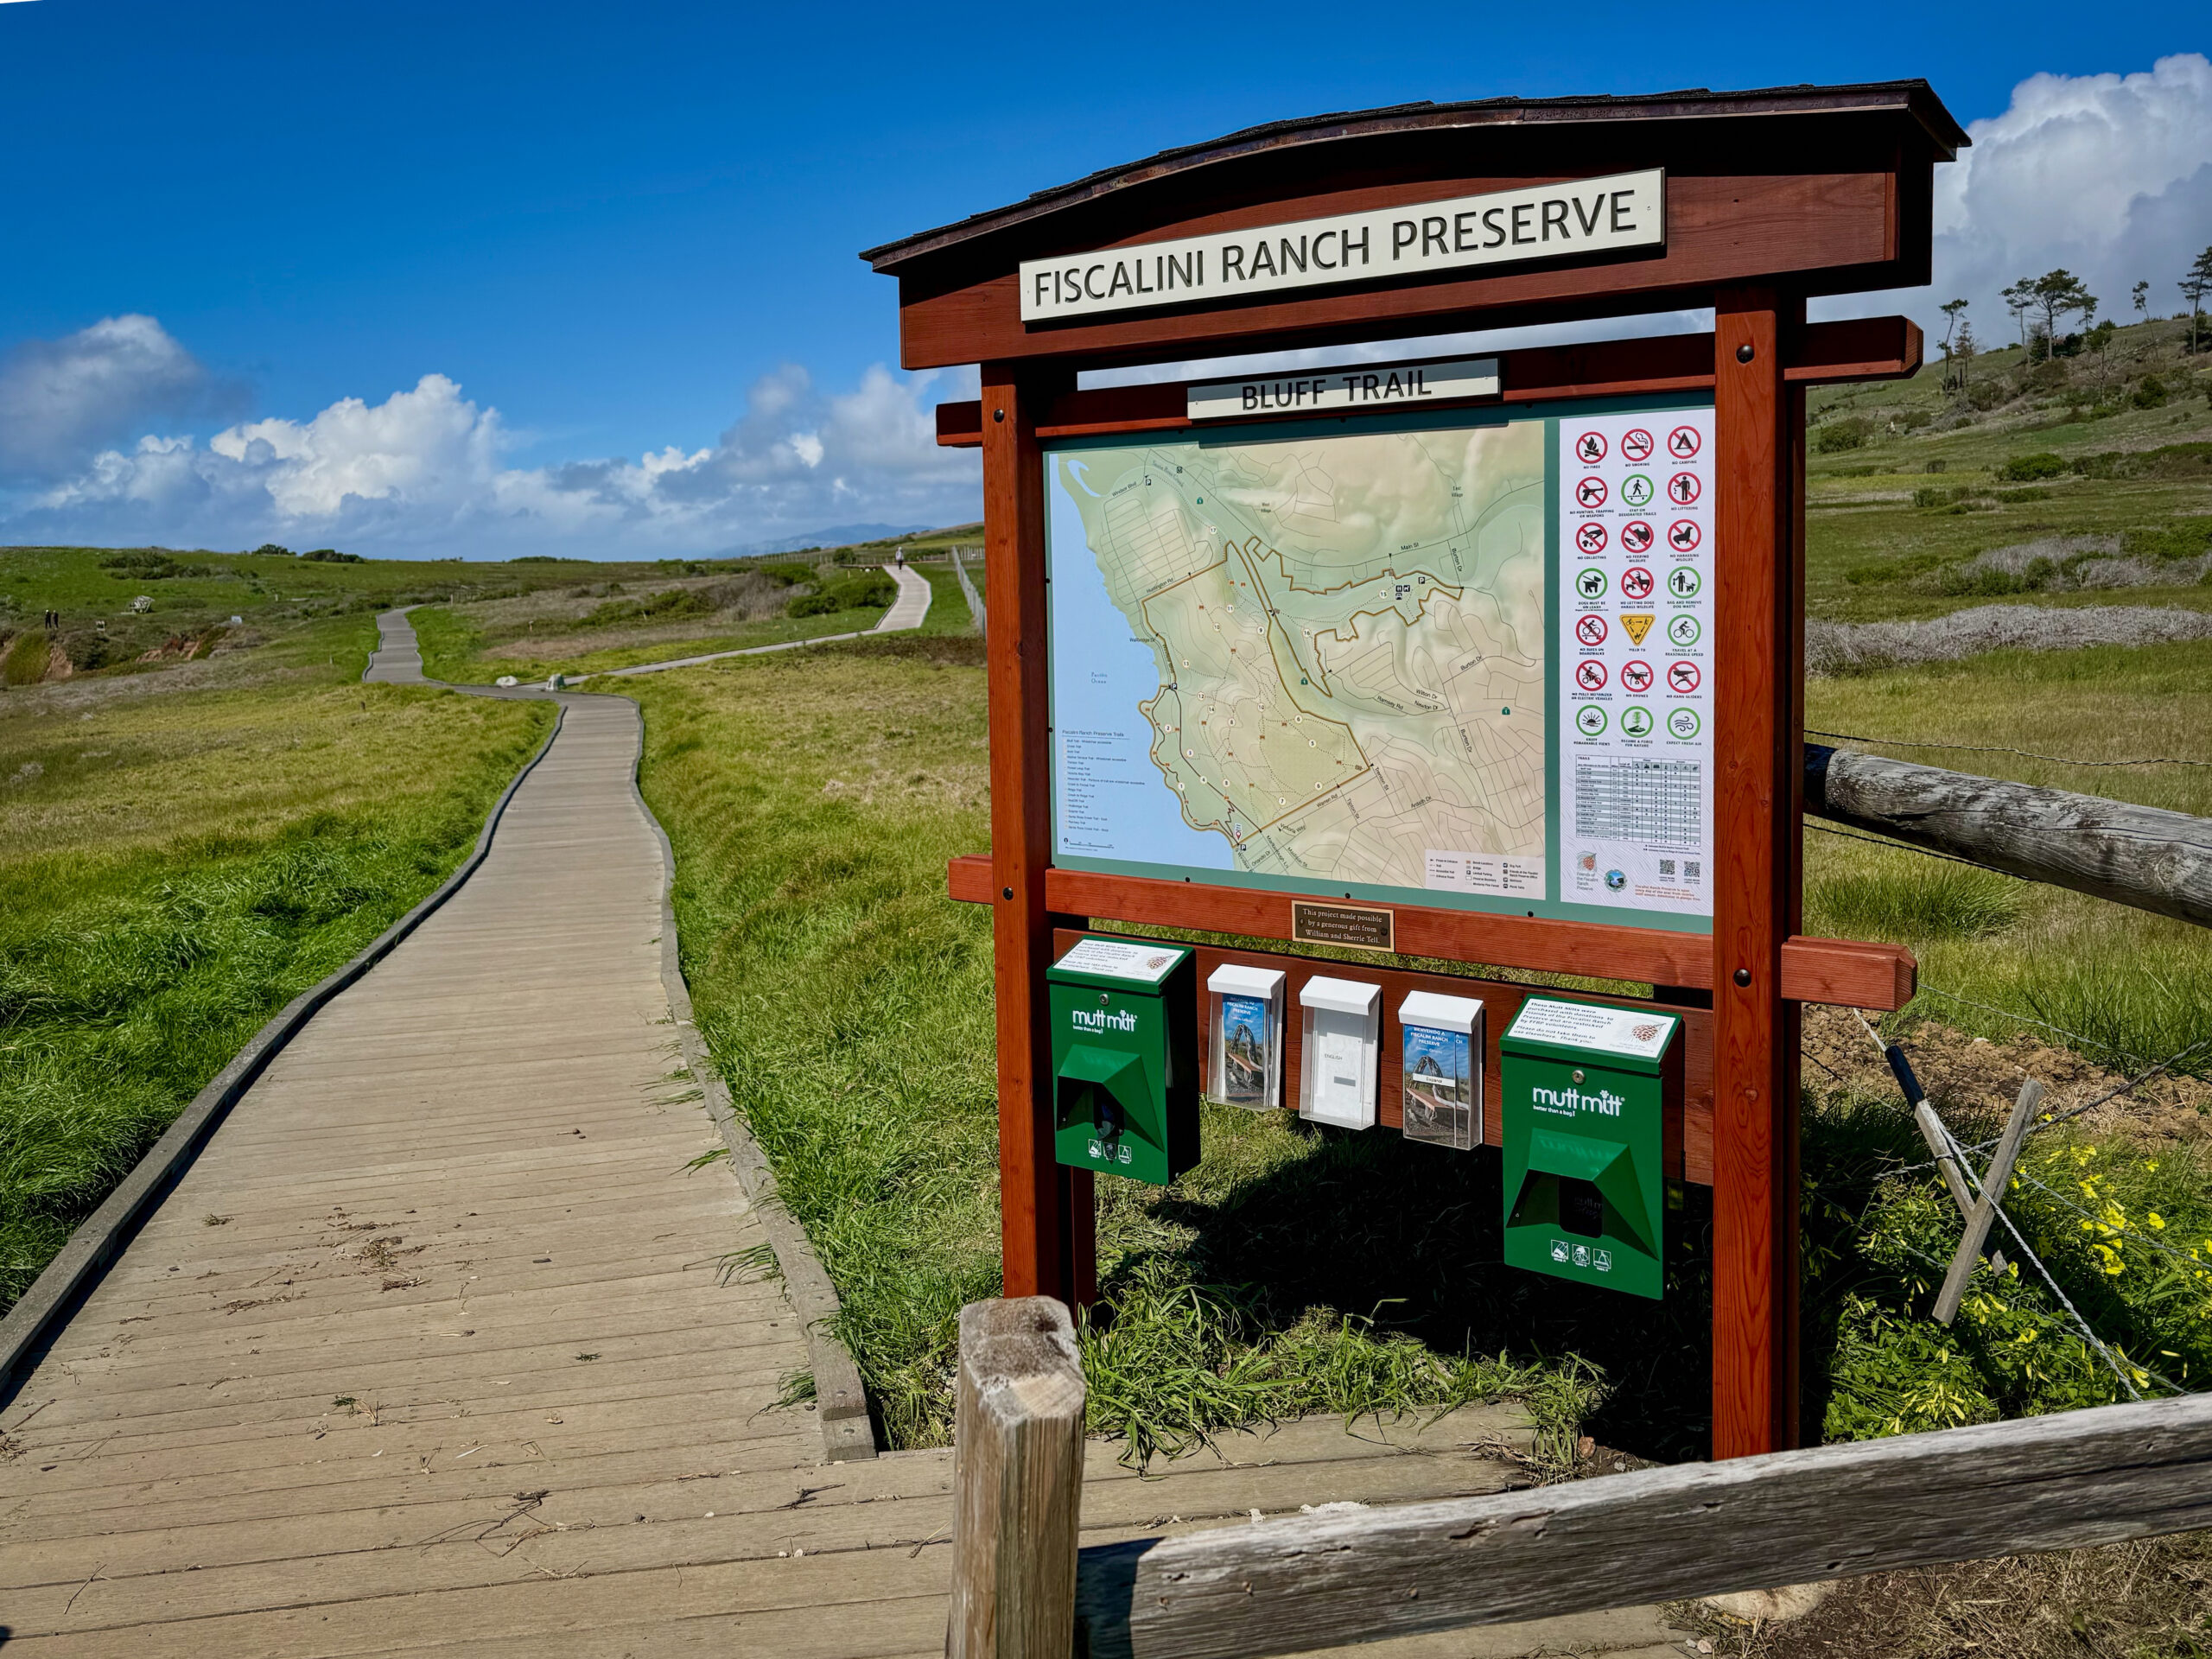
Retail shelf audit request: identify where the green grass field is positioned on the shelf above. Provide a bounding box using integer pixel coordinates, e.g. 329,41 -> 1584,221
0,615 -> 551,1313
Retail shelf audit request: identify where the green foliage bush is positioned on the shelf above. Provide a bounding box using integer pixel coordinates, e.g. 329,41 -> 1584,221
756,562 -> 820,587
788,569 -> 897,618
1814,415 -> 1876,454
1997,452 -> 2067,482
2132,373 -> 2170,409
98,551 -> 211,581
300,548 -> 364,563
2069,442 -> 2212,481
2,629 -> 49,686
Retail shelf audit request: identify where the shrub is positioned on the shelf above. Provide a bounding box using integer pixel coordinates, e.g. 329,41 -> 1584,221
757,563 -> 820,587
300,549 -> 364,563
250,543 -> 295,557
1924,459 -> 1948,474
98,551 -> 208,581
2,628 -> 49,686
1966,380 -> 2007,410
1997,452 -> 2066,482
1814,416 -> 1876,454
2132,374 -> 2169,409
788,569 -> 897,618
1912,486 -> 1956,508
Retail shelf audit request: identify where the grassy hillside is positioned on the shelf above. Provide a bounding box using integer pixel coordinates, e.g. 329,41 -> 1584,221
1805,316 -> 2212,622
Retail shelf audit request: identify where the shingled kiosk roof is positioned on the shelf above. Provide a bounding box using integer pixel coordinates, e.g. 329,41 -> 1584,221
861,81 -> 1968,271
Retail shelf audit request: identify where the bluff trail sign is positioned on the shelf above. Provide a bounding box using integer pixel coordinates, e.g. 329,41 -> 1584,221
867,81 -> 1963,1459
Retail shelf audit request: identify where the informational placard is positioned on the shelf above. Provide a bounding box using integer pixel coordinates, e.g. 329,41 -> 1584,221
1044,397 -> 1714,933
1051,937 -> 1185,985
1557,410 -> 1714,918
1505,995 -> 1679,1060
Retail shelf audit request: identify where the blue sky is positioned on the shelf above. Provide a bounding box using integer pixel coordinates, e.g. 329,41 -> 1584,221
1,1 -> 2206,556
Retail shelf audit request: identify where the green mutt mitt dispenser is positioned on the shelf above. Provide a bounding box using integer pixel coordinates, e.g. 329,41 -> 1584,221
1499,995 -> 1681,1300
1047,937 -> 1198,1185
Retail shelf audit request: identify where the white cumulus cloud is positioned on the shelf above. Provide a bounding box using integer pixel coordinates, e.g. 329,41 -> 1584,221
0,315 -> 238,481
7,359 -> 978,557
1828,54 -> 2212,340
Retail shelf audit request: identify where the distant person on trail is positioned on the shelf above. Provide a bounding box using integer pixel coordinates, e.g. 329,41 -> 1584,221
894,547 -> 905,568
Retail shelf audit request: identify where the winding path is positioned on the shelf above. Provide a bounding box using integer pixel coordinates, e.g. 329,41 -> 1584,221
0,598 -> 1689,1657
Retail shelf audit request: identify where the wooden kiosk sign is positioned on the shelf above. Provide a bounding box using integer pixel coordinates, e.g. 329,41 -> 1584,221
865,82 -> 1962,1458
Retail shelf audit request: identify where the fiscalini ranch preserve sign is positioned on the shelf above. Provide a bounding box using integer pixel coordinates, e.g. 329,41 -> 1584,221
1021,168 -> 1663,321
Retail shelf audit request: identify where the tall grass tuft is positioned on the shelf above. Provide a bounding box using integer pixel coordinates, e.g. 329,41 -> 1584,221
1808,862 -> 2026,941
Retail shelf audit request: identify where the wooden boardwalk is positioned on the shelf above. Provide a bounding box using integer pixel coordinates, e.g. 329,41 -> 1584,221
0,631 -> 1688,1657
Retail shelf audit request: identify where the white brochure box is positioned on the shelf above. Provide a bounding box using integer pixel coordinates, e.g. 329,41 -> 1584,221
1299,976 -> 1382,1128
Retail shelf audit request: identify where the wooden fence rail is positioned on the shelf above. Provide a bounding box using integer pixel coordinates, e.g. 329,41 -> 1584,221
1806,743 -> 2212,929
944,1297 -> 2212,1659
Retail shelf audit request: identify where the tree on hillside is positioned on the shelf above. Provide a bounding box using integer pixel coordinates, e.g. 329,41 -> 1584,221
2087,316 -> 2117,397
1939,297 -> 1970,391
1953,321 -> 1979,396
2133,279 -> 2151,321
2030,270 -> 2096,359
2183,246 -> 2212,354
2001,279 -> 2036,350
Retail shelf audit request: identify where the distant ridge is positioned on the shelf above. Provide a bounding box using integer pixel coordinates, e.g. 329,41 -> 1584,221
715,522 -> 934,556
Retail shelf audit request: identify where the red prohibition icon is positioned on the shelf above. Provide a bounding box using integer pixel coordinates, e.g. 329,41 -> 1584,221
1574,613 -> 1610,647
1620,428 -> 1655,462
1667,471 -> 1702,506
1573,431 -> 1608,464
1621,659 -> 1655,693
1667,518 -> 1702,552
1574,521 -> 1609,555
1620,519 -> 1655,554
1619,566 -> 1656,601
1666,659 -> 1702,695
1668,424 -> 1702,460
1574,475 -> 1609,509
1574,658 -> 1610,691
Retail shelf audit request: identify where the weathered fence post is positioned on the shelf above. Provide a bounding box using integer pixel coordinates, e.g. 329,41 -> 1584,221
1933,1078 -> 2044,1325
947,1296 -> 1087,1659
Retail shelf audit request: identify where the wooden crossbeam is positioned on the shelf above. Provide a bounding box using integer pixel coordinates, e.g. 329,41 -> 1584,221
944,855 -> 1916,1011
934,319 -> 1921,448
1073,1390 -> 2212,1659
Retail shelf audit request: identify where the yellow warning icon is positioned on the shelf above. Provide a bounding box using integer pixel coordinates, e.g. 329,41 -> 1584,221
1621,613 -> 1656,646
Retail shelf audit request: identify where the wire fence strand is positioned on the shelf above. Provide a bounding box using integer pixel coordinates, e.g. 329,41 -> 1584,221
1808,728 -> 2212,770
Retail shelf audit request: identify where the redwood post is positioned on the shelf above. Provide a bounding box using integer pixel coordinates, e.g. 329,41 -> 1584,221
980,363 -> 1090,1307
1710,287 -> 1804,1457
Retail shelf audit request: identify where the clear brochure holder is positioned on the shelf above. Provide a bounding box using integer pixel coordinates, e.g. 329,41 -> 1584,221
1206,963 -> 1285,1110
1397,989 -> 1484,1149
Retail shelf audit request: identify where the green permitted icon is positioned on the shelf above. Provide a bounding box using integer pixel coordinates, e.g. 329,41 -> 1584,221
1666,707 -> 1702,740
1620,474 -> 1656,507
1574,704 -> 1608,737
1666,614 -> 1701,648
1575,568 -> 1607,600
1619,704 -> 1653,738
1666,566 -> 1702,599
1501,997 -> 1682,1300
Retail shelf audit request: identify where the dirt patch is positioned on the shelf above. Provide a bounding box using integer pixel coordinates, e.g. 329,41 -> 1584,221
1802,1005 -> 2212,1144
1688,1533 -> 2212,1659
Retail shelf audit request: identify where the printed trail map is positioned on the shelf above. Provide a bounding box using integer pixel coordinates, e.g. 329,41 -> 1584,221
1046,420 -> 1549,903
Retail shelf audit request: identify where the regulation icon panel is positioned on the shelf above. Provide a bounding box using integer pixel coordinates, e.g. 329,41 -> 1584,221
1557,406 -> 1714,919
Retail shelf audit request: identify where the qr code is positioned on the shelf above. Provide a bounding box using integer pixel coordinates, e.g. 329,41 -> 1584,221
1658,859 -> 1675,876
1686,861 -> 1702,881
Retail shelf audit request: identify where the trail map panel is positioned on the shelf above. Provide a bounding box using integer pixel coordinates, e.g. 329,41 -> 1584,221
1047,416 -> 1548,910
